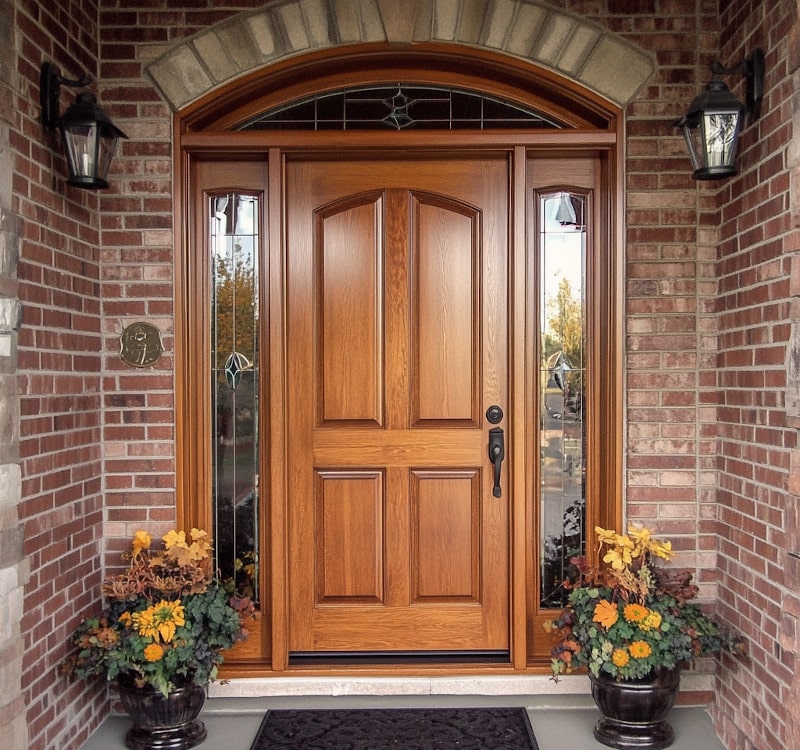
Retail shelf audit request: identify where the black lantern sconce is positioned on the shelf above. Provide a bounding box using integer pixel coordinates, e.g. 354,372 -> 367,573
40,62 -> 128,189
674,48 -> 765,180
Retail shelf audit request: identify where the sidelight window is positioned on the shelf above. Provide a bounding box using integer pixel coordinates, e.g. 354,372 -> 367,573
210,193 -> 260,603
538,191 -> 588,608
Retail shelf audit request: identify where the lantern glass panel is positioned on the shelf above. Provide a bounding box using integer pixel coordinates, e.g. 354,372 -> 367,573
96,127 -> 119,183
701,111 -> 741,170
61,122 -> 120,188
62,123 -> 100,181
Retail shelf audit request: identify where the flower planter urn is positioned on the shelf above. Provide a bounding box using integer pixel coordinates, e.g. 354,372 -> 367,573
589,668 -> 680,750
117,674 -> 207,750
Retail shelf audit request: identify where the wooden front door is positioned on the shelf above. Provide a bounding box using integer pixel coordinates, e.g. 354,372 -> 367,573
285,155 -> 510,658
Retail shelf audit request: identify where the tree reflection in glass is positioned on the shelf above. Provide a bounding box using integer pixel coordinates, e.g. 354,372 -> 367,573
211,194 -> 260,603
539,192 -> 587,608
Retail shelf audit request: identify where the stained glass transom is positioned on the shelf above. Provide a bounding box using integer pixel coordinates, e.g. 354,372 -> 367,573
238,85 -> 563,131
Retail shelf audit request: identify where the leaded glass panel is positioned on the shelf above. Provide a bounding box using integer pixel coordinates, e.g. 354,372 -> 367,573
211,193 -> 260,602
239,85 -> 562,131
539,191 -> 587,608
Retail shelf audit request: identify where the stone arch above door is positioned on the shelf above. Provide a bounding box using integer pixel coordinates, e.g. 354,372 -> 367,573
145,0 -> 655,113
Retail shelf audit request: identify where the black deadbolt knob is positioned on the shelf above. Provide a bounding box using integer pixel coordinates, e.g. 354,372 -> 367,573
485,405 -> 503,424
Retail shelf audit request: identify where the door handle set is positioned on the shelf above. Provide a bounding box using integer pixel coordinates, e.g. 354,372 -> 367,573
486,406 -> 504,498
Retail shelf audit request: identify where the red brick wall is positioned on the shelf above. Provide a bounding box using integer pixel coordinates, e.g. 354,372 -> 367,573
614,0 -> 723,594
14,2 -> 110,749
11,2 -> 798,750
712,1 -> 799,748
565,1 -> 798,745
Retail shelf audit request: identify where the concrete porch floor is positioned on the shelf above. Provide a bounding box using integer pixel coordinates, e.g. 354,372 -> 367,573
80,692 -> 726,750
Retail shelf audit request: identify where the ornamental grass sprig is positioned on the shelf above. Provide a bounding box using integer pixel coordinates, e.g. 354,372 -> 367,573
63,528 -> 254,697
544,525 -> 746,681
102,528 -> 213,601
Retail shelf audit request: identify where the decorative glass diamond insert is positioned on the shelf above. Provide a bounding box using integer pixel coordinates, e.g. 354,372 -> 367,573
224,350 -> 253,389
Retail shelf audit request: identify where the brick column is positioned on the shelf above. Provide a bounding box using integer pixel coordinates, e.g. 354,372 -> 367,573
784,5 -> 800,748
785,289 -> 800,750
0,2 -> 28,749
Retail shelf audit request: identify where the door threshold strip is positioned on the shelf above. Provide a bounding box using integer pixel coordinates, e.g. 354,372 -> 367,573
288,650 -> 511,666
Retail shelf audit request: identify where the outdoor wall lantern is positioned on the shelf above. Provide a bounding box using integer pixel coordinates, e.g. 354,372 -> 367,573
674,48 -> 764,180
40,62 -> 128,189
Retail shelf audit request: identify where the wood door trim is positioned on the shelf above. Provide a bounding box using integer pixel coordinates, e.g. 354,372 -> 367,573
181,129 -> 617,152
178,45 -> 619,133
510,146 -> 529,671
267,147 -> 289,671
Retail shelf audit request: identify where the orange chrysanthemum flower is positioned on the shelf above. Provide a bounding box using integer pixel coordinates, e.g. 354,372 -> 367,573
623,603 -> 649,623
143,643 -> 164,662
612,648 -> 630,667
629,640 -> 652,659
593,599 -> 619,629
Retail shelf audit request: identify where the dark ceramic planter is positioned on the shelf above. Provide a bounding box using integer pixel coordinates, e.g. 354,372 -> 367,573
117,674 -> 207,750
589,669 -> 680,750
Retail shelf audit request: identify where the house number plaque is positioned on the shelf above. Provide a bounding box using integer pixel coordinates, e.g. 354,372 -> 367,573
119,322 -> 164,368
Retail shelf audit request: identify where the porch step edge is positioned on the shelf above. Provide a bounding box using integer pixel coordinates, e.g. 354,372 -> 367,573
206,672 -> 714,706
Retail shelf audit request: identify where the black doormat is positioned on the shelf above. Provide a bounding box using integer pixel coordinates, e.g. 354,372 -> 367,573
249,707 -> 539,749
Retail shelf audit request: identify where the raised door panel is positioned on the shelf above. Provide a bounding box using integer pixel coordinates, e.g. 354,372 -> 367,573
411,470 -> 481,602
316,193 -> 383,426
315,470 -> 384,603
412,193 -> 480,426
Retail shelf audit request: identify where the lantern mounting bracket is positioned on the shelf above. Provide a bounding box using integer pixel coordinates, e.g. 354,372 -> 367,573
40,62 -> 92,128
709,48 -> 765,123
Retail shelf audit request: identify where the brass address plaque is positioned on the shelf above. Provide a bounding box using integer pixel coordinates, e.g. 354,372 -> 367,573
119,322 -> 164,368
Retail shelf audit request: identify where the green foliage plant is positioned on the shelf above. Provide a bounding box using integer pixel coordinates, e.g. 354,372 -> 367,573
545,525 -> 746,682
63,529 -> 254,697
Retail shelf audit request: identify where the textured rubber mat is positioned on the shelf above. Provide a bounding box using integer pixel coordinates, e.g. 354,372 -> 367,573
249,707 -> 539,749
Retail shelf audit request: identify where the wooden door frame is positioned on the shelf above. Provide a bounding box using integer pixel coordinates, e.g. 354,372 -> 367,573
175,58 -> 624,676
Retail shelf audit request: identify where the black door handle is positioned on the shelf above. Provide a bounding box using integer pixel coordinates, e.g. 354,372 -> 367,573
488,427 -> 504,498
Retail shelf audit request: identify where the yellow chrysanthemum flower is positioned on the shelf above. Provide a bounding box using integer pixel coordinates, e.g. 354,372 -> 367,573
641,611 -> 662,631
612,648 -> 629,667
132,600 -> 185,643
143,643 -> 164,662
629,640 -> 652,659
119,611 -> 132,627
133,608 -> 154,634
623,603 -> 649,623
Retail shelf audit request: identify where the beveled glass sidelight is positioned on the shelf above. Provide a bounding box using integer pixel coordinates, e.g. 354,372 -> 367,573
538,191 -> 587,608
210,193 -> 260,602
